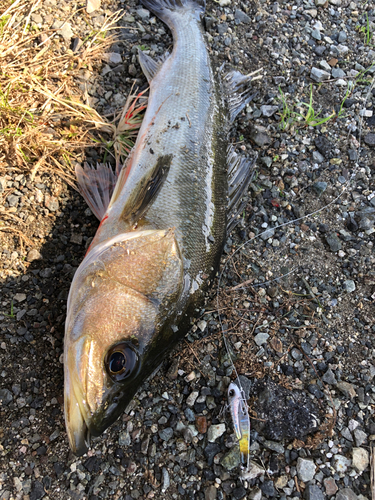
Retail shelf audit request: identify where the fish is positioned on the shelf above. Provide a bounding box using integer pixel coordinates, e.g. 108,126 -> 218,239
228,381 -> 250,470
64,0 -> 259,455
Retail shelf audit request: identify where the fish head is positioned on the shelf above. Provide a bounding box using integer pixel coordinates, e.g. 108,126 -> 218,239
64,229 -> 183,455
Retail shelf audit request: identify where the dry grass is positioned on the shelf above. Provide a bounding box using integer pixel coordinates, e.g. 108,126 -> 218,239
0,0 -> 146,248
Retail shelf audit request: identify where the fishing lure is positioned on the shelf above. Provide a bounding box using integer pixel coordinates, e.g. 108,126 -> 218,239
228,381 -> 250,471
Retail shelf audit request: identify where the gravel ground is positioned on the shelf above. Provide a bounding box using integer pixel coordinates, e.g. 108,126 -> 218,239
1,0 -> 375,499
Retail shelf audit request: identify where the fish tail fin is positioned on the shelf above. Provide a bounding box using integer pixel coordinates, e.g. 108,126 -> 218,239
141,0 -> 206,20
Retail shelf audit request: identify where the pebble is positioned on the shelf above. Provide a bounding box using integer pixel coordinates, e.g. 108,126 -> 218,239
333,455 -> 351,474
364,133 -> 375,147
352,447 -> 369,472
344,280 -> 356,292
254,332 -> 269,346
310,68 -> 331,82
326,233 -> 342,252
86,0 -> 100,13
324,477 -> 338,496
234,9 -> 251,24
353,429 -> 367,446
158,427 -> 173,441
207,423 -> 226,442
336,489 -> 358,500
0,389 -> 13,405
306,485 -> 325,500
336,381 -> 356,398
322,368 -> 337,385
313,181 -> 327,195
26,248 -> 42,262
296,458 -> 316,482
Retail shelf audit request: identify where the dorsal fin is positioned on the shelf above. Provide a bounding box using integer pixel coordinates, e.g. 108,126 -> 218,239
138,48 -> 170,83
227,146 -> 257,232
75,163 -> 118,220
224,69 -> 262,122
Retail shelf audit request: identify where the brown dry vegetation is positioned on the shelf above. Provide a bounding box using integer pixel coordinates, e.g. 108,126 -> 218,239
0,0 -> 146,247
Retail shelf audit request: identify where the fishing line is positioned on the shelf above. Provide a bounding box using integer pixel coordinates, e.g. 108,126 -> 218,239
217,70 -> 375,471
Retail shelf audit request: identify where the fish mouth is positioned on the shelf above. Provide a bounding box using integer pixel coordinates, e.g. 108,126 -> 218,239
65,381 -> 92,456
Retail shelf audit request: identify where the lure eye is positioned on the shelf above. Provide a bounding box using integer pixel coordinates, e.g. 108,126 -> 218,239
229,389 -> 235,397
105,342 -> 139,382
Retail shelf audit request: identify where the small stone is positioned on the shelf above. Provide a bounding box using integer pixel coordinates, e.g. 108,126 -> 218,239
249,125 -> 272,147
311,29 -> 321,40
205,443 -> 221,465
7,194 -> 19,207
336,44 -> 349,56
315,0 -> 326,5
186,391 -> 199,407
310,67 -> 330,82
296,457 -> 316,482
344,280 -> 356,293
261,480 -> 276,497
234,9 -> 251,24
337,381 -> 356,398
306,485 -> 324,500
197,320 -> 207,332
128,64 -> 137,77
254,332 -> 269,346
338,31 -> 347,42
336,488 -> 358,500
44,193 -> 59,212
260,105 -> 279,117
72,37 -> 83,52
137,8 -> 150,20
0,389 -> 13,405
161,467 -> 170,492
70,233 -> 83,245
205,485 -> 217,500
313,181 -> 327,195
241,461 -> 265,480
352,447 -> 369,472
30,481 -> 45,500
233,486 -> 247,500
158,427 -> 173,441
195,416 -> 207,434
86,0 -> 100,14
207,423 -> 226,443
312,151 -> 324,163
274,476 -> 288,489
107,52 -> 122,65
326,233 -> 342,252
364,133 -> 375,147
13,293 -> 26,302
322,368 -> 337,385
324,477 -> 338,496
27,248 -> 42,262
332,68 -> 346,78
59,22 -> 74,42
333,454 -> 351,474
119,430 -> 131,446
315,135 -> 332,157
354,429 -> 367,447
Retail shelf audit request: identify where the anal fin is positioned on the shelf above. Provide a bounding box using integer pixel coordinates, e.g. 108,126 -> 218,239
227,146 -> 257,232
224,68 -> 262,122
75,163 -> 118,220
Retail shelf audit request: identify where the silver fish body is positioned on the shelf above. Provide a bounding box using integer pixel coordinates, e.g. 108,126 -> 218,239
64,0 -> 256,455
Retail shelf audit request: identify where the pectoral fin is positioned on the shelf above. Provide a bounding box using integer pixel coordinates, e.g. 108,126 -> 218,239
120,154 -> 173,225
224,69 -> 262,122
138,48 -> 170,83
227,147 -> 257,232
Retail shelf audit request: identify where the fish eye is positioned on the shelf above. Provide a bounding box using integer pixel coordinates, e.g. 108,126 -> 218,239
105,342 -> 139,382
229,389 -> 235,397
